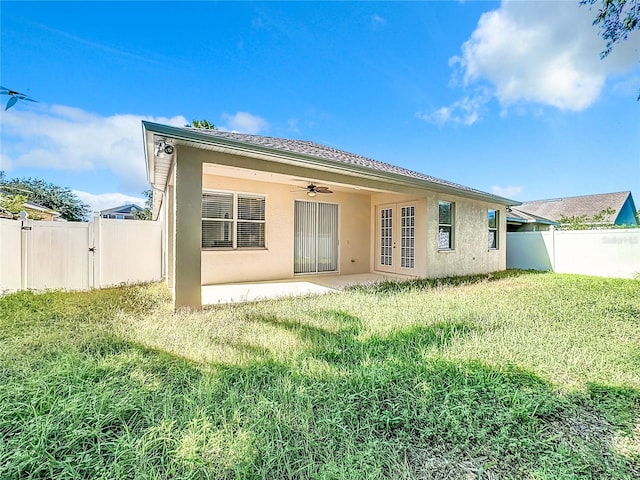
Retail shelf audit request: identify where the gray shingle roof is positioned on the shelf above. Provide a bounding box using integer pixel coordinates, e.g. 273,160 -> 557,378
184,128 -> 511,202
518,192 -> 632,223
100,204 -> 144,215
506,207 -> 557,224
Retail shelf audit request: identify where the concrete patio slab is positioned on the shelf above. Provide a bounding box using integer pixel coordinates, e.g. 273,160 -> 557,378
202,272 -> 405,305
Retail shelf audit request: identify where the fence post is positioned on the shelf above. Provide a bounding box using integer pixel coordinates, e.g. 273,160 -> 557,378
19,211 -> 31,290
550,225 -> 556,272
91,213 -> 101,289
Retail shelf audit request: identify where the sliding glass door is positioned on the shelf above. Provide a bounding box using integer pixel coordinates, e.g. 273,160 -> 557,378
294,200 -> 339,274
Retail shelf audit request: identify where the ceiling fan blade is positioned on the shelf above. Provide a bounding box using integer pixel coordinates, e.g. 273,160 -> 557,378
315,187 -> 333,193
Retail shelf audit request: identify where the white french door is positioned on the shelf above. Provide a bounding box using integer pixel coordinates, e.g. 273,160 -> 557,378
294,200 -> 339,274
375,203 -> 416,274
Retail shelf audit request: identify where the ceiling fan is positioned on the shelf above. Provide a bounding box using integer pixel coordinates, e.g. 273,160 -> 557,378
302,183 -> 333,197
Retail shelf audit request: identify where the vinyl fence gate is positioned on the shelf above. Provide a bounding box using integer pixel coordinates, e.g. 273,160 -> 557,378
0,215 -> 163,292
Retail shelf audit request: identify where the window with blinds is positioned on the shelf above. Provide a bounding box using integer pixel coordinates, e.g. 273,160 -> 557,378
488,209 -> 498,250
202,191 -> 265,249
438,201 -> 454,250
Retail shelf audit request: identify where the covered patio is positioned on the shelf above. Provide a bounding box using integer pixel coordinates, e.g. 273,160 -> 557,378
143,121 -> 514,310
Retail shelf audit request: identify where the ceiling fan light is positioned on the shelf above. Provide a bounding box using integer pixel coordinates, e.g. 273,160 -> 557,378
307,190 -> 316,197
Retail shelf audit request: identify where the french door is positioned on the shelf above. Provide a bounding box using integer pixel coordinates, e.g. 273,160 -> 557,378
375,203 -> 416,274
294,200 -> 339,274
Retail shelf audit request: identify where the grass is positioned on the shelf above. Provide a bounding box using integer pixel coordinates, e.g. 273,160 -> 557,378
0,271 -> 638,479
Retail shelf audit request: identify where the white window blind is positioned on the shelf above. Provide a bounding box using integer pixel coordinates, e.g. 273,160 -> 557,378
438,201 -> 454,250
294,201 -> 338,274
488,209 -> 498,249
202,191 -> 265,249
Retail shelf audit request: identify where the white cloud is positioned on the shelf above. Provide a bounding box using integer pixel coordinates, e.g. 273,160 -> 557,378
73,190 -> 146,213
221,112 -> 269,134
372,14 -> 387,28
287,118 -> 300,133
491,185 -> 522,198
416,87 -> 491,126
423,1 -> 640,125
0,105 -> 187,191
0,153 -> 13,171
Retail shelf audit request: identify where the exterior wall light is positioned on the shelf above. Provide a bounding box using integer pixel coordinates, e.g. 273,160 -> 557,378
155,140 -> 175,157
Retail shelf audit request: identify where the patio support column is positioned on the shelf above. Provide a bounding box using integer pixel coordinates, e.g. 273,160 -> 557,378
173,153 -> 203,310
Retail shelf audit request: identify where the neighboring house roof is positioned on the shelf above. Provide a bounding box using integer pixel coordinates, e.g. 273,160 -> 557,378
0,189 -> 61,219
517,191 -> 637,225
100,204 -> 144,216
142,121 -> 520,217
506,207 -> 557,226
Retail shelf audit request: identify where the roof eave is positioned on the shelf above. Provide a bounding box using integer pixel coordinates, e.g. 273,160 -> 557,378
142,121 -> 521,208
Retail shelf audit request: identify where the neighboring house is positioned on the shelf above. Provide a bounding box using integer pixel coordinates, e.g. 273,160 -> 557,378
516,191 -> 638,229
100,204 -> 144,220
0,189 -> 62,221
142,121 -> 519,310
506,207 -> 558,232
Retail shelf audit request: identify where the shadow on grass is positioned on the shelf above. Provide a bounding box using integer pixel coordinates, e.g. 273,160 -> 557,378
346,269 -> 547,295
2,301 -> 638,480
253,309 -> 472,369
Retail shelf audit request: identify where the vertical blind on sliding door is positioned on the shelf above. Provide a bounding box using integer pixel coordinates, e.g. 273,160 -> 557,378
294,201 -> 338,274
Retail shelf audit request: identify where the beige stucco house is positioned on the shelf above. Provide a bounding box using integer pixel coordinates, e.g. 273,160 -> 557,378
142,121 -> 519,310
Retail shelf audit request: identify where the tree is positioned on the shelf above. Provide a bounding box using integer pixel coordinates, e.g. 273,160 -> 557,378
0,171 -> 91,221
558,207 -> 618,229
582,0 -> 640,99
0,192 -> 38,219
186,119 -> 216,130
132,189 -> 153,220
581,0 -> 639,59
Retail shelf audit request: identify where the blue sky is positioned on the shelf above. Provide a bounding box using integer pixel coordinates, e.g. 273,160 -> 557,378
1,1 -> 639,212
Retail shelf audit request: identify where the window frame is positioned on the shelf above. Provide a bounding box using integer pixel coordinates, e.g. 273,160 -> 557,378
438,200 -> 455,251
201,190 -> 266,250
488,209 -> 499,250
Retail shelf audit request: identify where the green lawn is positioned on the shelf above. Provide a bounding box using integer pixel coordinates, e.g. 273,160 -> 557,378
1,271 -> 638,479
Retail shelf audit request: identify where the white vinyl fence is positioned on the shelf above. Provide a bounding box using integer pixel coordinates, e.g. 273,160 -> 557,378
507,229 -> 640,279
0,215 -> 162,293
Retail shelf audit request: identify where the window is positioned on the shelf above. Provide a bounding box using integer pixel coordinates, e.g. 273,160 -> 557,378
488,209 -> 498,249
202,191 -> 265,249
438,201 -> 454,250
